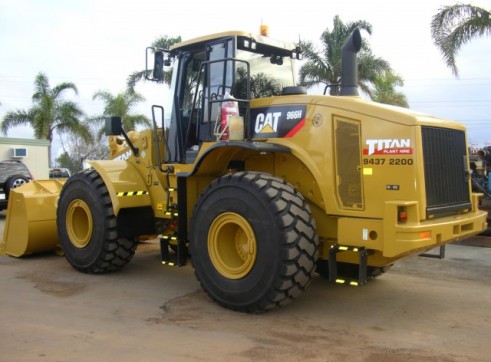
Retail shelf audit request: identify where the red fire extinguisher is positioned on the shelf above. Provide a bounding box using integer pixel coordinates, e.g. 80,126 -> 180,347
220,93 -> 239,140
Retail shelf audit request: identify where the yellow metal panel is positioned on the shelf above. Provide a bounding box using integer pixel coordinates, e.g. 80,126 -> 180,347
332,197 -> 486,261
88,160 -> 151,215
382,197 -> 487,258
337,217 -> 384,251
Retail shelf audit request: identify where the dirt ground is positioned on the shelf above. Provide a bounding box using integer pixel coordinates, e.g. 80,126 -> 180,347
1,212 -> 491,361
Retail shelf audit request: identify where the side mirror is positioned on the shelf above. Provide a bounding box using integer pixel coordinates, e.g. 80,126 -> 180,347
105,116 -> 140,157
153,50 -> 164,80
105,116 -> 122,136
146,47 -> 170,81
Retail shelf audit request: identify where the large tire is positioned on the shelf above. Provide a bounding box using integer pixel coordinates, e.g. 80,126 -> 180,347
57,169 -> 137,274
190,172 -> 318,312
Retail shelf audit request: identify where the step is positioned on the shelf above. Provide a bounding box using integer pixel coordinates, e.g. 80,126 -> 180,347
160,235 -> 187,266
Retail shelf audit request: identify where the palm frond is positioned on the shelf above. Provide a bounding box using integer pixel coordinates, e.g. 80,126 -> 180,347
127,69 -> 173,90
127,70 -> 152,90
124,114 -> 151,130
52,82 -> 78,98
358,52 -> 391,83
299,40 -> 322,62
1,109 -> 36,135
125,90 -> 145,107
299,15 -> 393,95
56,100 -> 84,122
370,70 -> 409,107
431,4 -> 491,76
32,72 -> 50,102
93,90 -> 114,103
56,121 -> 93,144
91,89 -> 149,131
298,61 -> 330,89
151,35 -> 182,49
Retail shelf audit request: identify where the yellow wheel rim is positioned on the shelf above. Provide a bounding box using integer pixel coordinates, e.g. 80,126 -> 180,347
66,199 -> 93,249
208,212 -> 257,279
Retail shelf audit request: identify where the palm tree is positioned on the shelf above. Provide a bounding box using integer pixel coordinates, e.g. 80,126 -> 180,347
92,89 -> 151,132
371,71 -> 409,108
1,72 -> 90,166
431,4 -> 491,77
127,35 -> 182,90
299,15 -> 391,96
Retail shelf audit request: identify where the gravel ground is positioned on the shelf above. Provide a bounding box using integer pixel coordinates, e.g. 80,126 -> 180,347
1,213 -> 490,362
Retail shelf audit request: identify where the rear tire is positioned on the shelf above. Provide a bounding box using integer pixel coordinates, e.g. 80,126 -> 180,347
190,172 -> 318,312
57,169 -> 137,273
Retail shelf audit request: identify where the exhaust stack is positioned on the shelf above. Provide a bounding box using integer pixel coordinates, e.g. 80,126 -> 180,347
340,29 -> 362,96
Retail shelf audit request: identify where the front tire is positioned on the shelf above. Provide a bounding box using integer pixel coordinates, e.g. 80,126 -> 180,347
57,169 -> 137,273
190,172 -> 318,312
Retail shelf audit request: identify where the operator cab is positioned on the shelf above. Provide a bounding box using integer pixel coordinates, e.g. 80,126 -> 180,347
148,31 -> 302,163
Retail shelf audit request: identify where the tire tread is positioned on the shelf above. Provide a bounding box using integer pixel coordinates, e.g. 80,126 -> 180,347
58,169 -> 137,274
192,171 -> 318,312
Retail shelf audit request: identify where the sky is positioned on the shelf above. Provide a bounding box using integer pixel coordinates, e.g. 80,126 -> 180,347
0,0 -> 490,163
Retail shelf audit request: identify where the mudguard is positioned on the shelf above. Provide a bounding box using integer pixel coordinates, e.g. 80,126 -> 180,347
87,160 -> 152,216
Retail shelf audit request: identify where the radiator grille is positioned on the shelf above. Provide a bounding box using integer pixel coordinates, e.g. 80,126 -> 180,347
335,118 -> 363,209
421,126 -> 471,217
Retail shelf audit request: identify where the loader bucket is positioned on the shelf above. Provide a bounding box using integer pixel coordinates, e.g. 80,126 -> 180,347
0,179 -> 66,257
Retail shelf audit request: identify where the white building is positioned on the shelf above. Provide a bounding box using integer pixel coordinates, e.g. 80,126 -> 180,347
0,137 -> 49,179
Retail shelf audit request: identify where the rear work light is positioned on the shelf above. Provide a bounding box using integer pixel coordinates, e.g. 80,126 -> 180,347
398,206 -> 407,222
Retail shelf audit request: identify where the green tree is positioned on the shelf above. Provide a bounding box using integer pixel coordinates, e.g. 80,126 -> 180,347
299,15 -> 391,96
127,35 -> 182,90
1,72 -> 90,166
56,122 -> 109,174
371,71 -> 409,108
431,4 -> 491,77
92,89 -> 151,132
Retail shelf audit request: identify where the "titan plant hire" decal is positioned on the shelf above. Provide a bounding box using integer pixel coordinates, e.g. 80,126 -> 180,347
363,139 -> 413,155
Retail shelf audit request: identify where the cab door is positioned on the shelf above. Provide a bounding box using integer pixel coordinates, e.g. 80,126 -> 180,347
199,37 -> 235,142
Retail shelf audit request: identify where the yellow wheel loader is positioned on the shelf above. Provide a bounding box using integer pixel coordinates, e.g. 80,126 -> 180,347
1,29 -> 487,312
